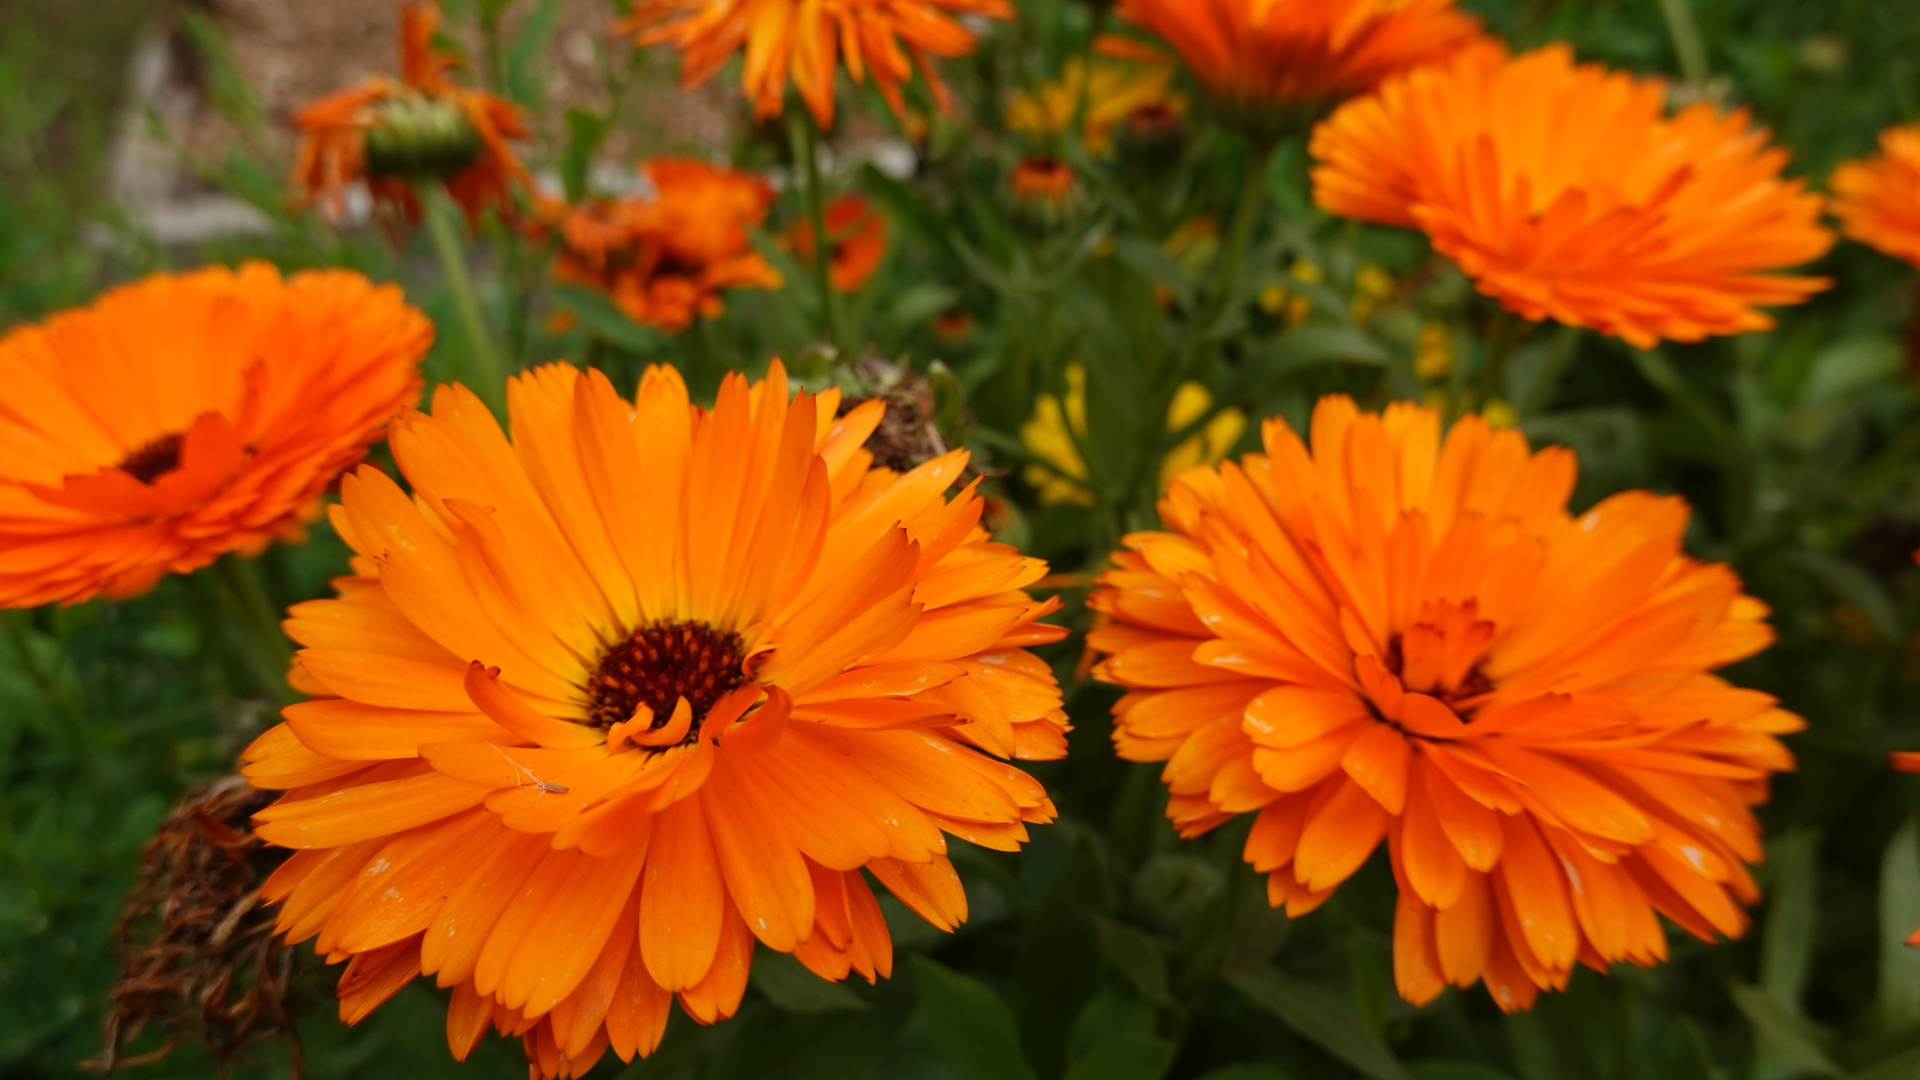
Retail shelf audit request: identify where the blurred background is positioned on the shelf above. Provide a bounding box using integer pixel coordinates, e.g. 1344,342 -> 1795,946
8,1 -> 1920,1079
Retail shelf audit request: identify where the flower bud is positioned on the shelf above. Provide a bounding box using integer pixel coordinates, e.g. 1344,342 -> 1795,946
364,92 -> 484,181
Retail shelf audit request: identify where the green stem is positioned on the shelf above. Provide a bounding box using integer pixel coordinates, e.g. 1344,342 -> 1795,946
1657,0 -> 1711,89
4,611 -> 92,773
423,187 -> 507,415
1211,140 -> 1278,336
1474,310 -> 1523,409
213,554 -> 297,705
787,108 -> 843,355
1517,324 -> 1583,418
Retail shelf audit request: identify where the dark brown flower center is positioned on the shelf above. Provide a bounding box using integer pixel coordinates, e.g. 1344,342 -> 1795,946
119,433 -> 184,485
584,621 -> 747,735
1383,632 -> 1493,718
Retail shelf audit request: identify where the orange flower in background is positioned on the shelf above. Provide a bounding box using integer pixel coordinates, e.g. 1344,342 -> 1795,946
1089,395 -> 1801,1012
1012,156 -> 1076,202
0,264 -> 428,608
1114,0 -> 1483,128
1831,125 -> 1920,268
620,0 -> 1013,129
1311,45 -> 1833,348
546,159 -> 784,332
292,3 -> 528,231
243,361 -> 1069,1077
787,194 -> 890,292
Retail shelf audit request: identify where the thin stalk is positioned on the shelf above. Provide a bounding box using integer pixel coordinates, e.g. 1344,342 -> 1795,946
787,108 -> 842,353
1474,310 -> 1524,409
213,555 -> 297,705
423,187 -> 507,414
1657,0 -> 1711,89
1209,139 -> 1278,337
1518,324 -> 1583,418
4,611 -> 92,773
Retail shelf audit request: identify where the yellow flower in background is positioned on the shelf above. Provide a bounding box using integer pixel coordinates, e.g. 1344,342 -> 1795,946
1414,320 -> 1452,380
1350,263 -> 1395,321
1021,366 -> 1096,507
1021,366 -> 1246,505
1159,382 -> 1247,490
1258,259 -> 1324,325
1007,59 -> 1186,155
1481,398 -> 1517,428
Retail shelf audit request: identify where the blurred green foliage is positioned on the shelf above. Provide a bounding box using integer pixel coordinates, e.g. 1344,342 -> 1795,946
6,0 -> 1920,1078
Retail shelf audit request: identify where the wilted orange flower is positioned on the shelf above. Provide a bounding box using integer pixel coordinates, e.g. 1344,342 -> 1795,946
1089,395 -> 1801,1012
1311,44 -> 1833,348
546,160 -> 783,332
787,194 -> 889,292
1114,0 -> 1482,129
1831,125 -> 1920,268
620,0 -> 1013,129
242,361 -> 1068,1077
292,4 -> 528,231
0,264 -> 428,608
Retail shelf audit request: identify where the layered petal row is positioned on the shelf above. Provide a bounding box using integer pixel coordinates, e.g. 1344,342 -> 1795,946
0,264 -> 428,606
246,360 -> 1068,1077
1090,395 -> 1801,1012
1311,44 -> 1832,347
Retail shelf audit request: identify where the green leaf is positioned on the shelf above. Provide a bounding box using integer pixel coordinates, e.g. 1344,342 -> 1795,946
1012,830 -> 1115,1078
1226,966 -> 1415,1080
1790,548 -> 1901,643
911,955 -> 1039,1080
1093,915 -> 1173,1006
1854,1043 -> 1920,1080
1221,888 -> 1291,978
1064,1033 -> 1179,1080
550,284 -> 665,356
560,107 -> 609,202
1728,981 -> 1842,1077
1196,1068 -> 1295,1080
1800,336 -> 1902,406
1761,828 -> 1821,1011
1266,325 -> 1393,373
1407,1063 -> 1521,1080
1882,817 -> 1920,1026
749,949 -> 871,1014
504,0 -> 564,108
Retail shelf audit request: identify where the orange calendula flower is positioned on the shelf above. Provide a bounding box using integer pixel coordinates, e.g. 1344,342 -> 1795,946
292,3 -> 528,231
546,159 -> 784,332
620,0 -> 1013,130
0,264 -> 429,608
1114,0 -> 1483,132
1089,395 -> 1802,1012
1311,44 -> 1833,348
1831,125 -> 1920,268
787,194 -> 890,292
243,361 -> 1068,1077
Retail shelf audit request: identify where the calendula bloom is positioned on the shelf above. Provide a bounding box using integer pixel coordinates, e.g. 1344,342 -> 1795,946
0,264 -> 428,607
1089,396 -> 1801,1012
243,361 -> 1068,1077
1831,125 -> 1920,268
1114,0 -> 1483,135
1006,58 -> 1185,155
292,4 -> 528,231
620,0 -> 1013,129
786,194 -> 890,292
1311,45 -> 1833,348
1021,365 -> 1244,507
546,160 -> 783,332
